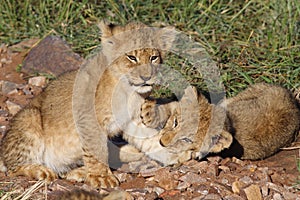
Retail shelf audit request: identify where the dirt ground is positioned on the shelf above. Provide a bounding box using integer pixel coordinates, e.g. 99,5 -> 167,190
0,39 -> 299,199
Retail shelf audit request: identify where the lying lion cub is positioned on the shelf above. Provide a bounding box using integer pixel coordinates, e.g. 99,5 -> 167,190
142,83 -> 300,163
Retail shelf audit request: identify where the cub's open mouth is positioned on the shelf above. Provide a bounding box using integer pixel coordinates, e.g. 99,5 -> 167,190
141,83 -> 151,87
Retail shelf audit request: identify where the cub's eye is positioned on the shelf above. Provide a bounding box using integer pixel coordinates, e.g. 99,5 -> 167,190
181,137 -> 193,143
172,118 -> 178,128
126,55 -> 138,63
150,55 -> 159,62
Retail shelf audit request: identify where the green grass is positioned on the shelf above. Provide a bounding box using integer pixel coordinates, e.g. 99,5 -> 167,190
0,0 -> 299,96
296,157 -> 300,190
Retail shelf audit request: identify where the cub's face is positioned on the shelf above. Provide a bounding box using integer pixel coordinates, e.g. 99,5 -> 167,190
158,86 -> 233,163
159,111 -> 233,163
113,48 -> 162,94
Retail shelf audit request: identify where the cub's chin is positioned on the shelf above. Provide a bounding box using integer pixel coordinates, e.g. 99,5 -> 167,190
135,85 -> 153,94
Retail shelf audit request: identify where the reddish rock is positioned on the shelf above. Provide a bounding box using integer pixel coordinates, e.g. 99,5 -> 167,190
22,35 -> 83,76
159,189 -> 181,199
153,168 -> 178,190
207,163 -> 219,177
120,177 -> 146,190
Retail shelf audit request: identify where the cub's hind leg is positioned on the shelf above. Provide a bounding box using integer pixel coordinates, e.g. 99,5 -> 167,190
10,164 -> 57,183
0,106 -> 57,182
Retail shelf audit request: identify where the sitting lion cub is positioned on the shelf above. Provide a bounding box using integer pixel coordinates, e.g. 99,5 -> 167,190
142,83 -> 300,163
0,21 -> 176,187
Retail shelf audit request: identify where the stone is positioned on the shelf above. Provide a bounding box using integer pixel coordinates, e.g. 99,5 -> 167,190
194,161 -> 209,174
140,166 -> 161,177
267,182 -> 283,193
202,193 -> 222,200
210,182 -> 233,197
270,172 -> 286,185
243,184 -> 262,200
153,186 -> 165,196
22,35 -> 83,76
6,100 -> 22,115
219,165 -> 230,173
144,191 -> 158,200
193,183 -> 210,195
245,164 -> 257,172
153,168 -> 178,190
224,194 -> 245,200
207,156 -> 222,164
120,177 -> 146,190
114,172 -> 133,183
179,172 -> 206,184
232,181 -> 246,194
239,176 -> 253,185
1,80 -> 23,95
207,163 -> 219,177
158,189 -> 181,199
255,167 -> 270,182
28,76 -> 47,87
176,181 -> 191,190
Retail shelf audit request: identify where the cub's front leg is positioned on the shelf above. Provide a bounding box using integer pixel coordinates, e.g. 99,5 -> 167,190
84,157 -> 119,188
140,99 -> 178,129
65,150 -> 119,188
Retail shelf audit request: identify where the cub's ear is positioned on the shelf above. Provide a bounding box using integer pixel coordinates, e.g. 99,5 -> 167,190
198,130 -> 233,159
156,25 -> 177,56
98,20 -> 115,38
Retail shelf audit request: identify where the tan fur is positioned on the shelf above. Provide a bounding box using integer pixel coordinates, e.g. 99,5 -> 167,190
142,83 -> 300,164
60,190 -> 132,200
220,83 -> 300,159
0,21 -> 175,187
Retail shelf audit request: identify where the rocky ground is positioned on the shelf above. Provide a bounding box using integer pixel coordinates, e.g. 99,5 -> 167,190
0,38 -> 299,200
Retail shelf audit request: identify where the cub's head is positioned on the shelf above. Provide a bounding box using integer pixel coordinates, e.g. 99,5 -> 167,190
159,86 -> 233,164
116,48 -> 162,94
98,21 -> 175,94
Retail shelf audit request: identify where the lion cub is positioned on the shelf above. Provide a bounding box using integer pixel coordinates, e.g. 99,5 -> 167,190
142,83 -> 300,163
0,21 -> 174,187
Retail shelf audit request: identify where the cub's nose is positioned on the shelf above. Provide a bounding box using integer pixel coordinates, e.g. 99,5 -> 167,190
140,75 -> 151,81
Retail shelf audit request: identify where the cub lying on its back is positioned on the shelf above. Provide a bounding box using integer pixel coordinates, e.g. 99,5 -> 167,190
142,83 -> 300,163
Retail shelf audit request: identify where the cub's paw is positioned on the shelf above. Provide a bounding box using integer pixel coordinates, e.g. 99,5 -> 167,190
119,144 -> 144,163
85,163 -> 119,188
65,166 -> 87,182
11,164 -> 58,183
140,100 -> 160,129
86,173 -> 119,188
103,190 -> 133,200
